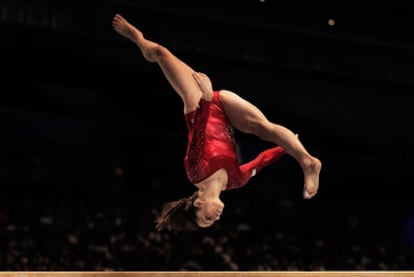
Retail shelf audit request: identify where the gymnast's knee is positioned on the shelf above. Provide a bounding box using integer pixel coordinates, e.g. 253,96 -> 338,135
144,43 -> 170,62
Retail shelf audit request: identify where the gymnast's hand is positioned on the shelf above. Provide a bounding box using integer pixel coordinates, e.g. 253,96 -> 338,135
192,71 -> 213,101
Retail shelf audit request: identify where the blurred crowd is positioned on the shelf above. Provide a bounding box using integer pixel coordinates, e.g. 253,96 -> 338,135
1,175 -> 413,271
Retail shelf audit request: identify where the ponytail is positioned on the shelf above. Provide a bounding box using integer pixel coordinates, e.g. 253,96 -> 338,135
155,191 -> 199,232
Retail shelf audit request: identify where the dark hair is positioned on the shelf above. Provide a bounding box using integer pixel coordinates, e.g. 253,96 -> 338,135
155,191 -> 200,232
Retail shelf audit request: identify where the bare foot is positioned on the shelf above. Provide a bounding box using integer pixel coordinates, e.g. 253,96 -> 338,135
112,13 -> 160,63
302,157 -> 322,199
112,13 -> 142,42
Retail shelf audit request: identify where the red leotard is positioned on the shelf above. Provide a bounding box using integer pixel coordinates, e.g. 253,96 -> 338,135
184,91 -> 285,190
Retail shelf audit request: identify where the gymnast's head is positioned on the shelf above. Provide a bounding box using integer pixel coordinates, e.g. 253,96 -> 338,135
155,191 -> 224,232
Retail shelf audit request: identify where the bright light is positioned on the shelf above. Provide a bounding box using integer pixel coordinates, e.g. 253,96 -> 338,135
328,18 -> 335,26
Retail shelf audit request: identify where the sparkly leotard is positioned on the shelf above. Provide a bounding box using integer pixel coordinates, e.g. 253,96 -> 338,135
184,91 -> 285,190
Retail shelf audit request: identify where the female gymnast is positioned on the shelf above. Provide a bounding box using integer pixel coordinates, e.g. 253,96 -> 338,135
112,13 -> 322,232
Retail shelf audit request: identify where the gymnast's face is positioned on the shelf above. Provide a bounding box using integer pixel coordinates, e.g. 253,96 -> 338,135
193,198 -> 224,228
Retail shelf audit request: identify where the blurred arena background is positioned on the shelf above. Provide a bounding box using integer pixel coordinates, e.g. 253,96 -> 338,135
1,0 -> 414,271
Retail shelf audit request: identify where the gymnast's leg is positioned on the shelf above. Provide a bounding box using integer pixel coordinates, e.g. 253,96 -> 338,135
219,90 -> 322,199
112,13 -> 202,114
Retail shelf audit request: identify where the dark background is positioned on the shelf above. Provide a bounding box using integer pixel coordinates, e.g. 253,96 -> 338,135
1,0 -> 414,270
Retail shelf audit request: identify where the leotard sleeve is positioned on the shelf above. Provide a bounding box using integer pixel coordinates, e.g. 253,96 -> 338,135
225,146 -> 286,190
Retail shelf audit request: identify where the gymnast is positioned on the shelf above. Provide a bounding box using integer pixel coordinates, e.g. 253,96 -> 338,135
112,13 -> 322,232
